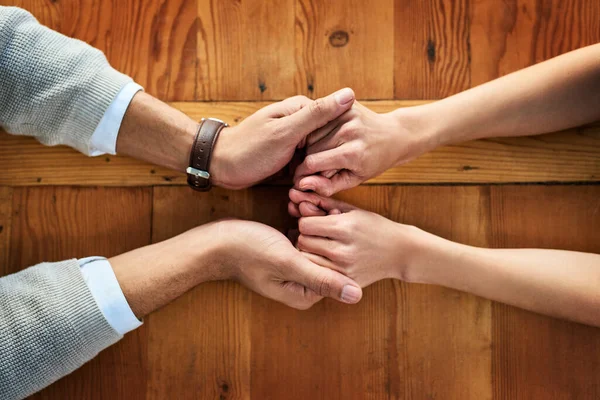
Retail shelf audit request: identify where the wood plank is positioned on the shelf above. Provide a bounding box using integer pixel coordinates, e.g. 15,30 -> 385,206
341,186 -> 492,399
147,187 -> 265,399
489,185 -> 600,399
1,101 -> 599,187
295,0 -> 394,99
197,0 -> 296,100
394,0 -> 470,99
11,0 -> 198,101
0,187 -> 13,275
8,187 -> 152,400
251,281 -> 394,399
471,0 -> 600,86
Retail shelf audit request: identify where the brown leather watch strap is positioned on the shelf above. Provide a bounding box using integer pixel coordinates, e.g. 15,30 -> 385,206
186,118 -> 228,191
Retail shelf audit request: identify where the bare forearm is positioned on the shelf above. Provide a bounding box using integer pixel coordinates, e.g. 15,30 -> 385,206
408,232 -> 600,326
116,92 -> 198,172
108,226 -> 226,318
400,43 -> 600,148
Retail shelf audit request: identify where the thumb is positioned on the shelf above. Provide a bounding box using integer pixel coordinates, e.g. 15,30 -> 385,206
290,257 -> 363,304
283,88 -> 355,141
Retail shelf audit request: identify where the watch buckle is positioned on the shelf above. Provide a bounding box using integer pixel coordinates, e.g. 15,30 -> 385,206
186,167 -> 210,179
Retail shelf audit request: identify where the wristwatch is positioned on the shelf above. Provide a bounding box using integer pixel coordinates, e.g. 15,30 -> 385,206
186,117 -> 228,191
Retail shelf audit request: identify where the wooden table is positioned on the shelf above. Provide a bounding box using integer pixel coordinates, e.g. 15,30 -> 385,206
1,0 -> 599,398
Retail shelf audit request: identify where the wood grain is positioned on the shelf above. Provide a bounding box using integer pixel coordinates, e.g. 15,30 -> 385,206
470,0 -> 600,85
1,101 -> 599,187
148,187 -> 265,399
296,0 -> 394,99
394,0 -> 470,99
8,0 -> 198,100
341,186 -> 492,399
0,187 -> 12,274
8,187 -> 152,400
489,185 -> 600,399
197,0 -> 296,100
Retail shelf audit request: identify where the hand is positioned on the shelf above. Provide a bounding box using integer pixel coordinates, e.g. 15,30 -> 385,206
206,218 -> 363,309
288,189 -> 426,287
210,88 -> 356,190
293,102 -> 434,196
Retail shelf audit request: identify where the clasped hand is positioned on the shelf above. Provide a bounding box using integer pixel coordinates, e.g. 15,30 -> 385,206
187,87 -> 431,311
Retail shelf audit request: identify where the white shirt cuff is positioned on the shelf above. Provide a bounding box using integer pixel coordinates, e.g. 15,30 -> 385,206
78,256 -> 142,335
88,82 -> 144,156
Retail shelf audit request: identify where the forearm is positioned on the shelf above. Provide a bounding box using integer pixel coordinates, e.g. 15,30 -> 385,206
406,230 -> 600,326
109,225 -> 227,318
398,43 -> 600,149
116,92 -> 198,172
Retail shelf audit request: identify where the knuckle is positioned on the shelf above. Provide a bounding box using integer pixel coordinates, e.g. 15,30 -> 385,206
311,274 -> 333,297
296,233 -> 307,249
309,98 -> 326,116
304,155 -> 320,171
336,246 -> 354,265
298,219 -> 308,233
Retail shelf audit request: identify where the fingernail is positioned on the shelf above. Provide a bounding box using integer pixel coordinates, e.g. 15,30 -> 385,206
305,202 -> 320,212
341,285 -> 362,304
334,88 -> 354,105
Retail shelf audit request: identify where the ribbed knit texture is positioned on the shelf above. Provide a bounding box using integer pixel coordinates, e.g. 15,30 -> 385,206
0,6 -> 132,155
0,260 -> 122,400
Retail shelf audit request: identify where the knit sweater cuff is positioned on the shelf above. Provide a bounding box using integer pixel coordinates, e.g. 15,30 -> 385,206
62,67 -> 133,155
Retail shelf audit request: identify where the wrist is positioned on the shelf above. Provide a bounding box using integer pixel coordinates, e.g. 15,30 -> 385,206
174,223 -> 236,282
389,223 -> 455,284
389,104 -> 444,164
209,126 -> 240,189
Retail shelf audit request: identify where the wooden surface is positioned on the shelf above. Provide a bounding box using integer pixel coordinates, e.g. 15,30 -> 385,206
1,0 -> 600,399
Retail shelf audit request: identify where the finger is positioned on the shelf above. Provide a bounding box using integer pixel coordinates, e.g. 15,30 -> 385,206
296,171 -> 361,197
290,257 -> 362,304
300,251 -> 339,272
289,188 -> 356,213
322,169 -> 338,179
298,201 -> 327,217
283,88 -> 355,140
297,234 -> 339,259
294,147 -> 350,179
259,95 -> 312,118
288,201 -> 301,218
278,281 -> 322,310
306,124 -> 343,156
305,118 -> 340,147
298,215 -> 343,238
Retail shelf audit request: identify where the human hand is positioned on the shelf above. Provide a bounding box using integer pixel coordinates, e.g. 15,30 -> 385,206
288,189 -> 427,287
206,218 -> 363,309
210,88 -> 356,190
293,102 -> 435,196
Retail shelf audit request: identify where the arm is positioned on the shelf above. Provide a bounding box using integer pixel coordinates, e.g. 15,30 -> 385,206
0,6 -> 356,188
109,219 -> 361,318
1,219 -> 361,399
289,190 -> 600,327
295,43 -> 600,196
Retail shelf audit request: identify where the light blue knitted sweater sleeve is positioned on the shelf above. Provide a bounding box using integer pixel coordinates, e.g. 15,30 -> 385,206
0,6 -> 132,155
